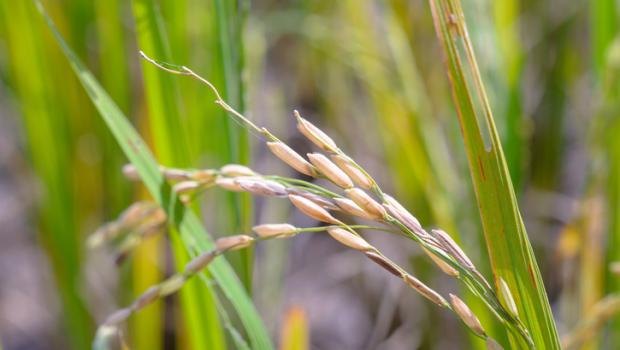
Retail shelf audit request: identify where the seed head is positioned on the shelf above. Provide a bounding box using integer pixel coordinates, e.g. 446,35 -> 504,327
288,194 -> 340,224
497,278 -> 518,318
307,153 -> 353,188
334,198 -> 379,220
267,141 -> 316,176
252,223 -> 297,239
216,177 -> 245,192
423,247 -> 459,277
449,294 -> 486,337
327,227 -> 373,251
221,164 -> 255,177
295,110 -> 338,152
216,235 -> 255,252
403,274 -> 448,307
331,155 -> 373,190
345,188 -> 386,219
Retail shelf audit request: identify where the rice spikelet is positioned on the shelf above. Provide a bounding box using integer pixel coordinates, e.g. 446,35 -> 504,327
294,110 -> 338,152
346,188 -> 387,219
252,223 -> 297,239
449,294 -> 486,336
334,198 -> 378,220
423,247 -> 459,277
288,194 -> 340,224
216,235 -> 255,252
498,278 -> 518,318
307,153 -> 353,188
331,155 -> 373,189
327,227 -> 373,251
221,164 -> 256,177
267,141 -> 316,176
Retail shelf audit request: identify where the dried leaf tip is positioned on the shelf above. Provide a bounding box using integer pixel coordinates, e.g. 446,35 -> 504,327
267,141 -> 316,176
327,227 -> 373,251
345,188 -> 387,219
220,164 -> 255,177
307,153 -> 353,188
252,223 -> 297,239
295,110 -> 338,152
449,294 -> 486,337
288,194 -> 340,224
331,155 -> 373,190
497,278 -> 518,318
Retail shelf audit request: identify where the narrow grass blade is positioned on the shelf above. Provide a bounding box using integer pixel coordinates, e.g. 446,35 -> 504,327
429,0 -> 561,348
211,0 -> 254,291
37,3 -> 273,349
0,2 -> 93,349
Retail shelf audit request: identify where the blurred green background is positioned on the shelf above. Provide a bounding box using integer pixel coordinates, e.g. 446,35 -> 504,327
0,0 -> 618,349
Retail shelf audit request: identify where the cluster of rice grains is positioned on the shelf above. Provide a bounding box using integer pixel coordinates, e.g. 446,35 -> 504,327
92,55 -> 535,349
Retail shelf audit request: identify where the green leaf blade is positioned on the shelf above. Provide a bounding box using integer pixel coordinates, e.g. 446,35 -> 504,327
37,3 -> 273,349
429,0 -> 561,348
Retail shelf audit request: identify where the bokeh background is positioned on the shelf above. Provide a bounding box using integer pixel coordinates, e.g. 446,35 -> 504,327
0,0 -> 618,349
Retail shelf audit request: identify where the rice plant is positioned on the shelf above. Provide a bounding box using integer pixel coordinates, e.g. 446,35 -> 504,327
2,0 -> 620,349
